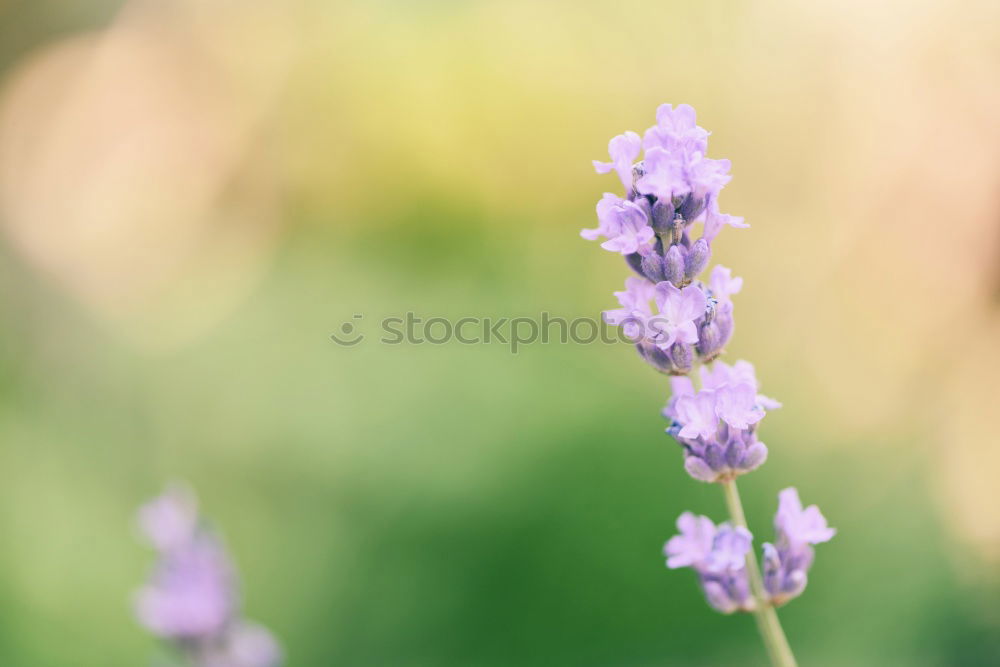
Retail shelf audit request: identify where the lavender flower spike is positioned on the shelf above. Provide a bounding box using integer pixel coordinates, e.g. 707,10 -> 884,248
135,485 -> 283,667
586,104 -> 826,666
763,488 -> 835,606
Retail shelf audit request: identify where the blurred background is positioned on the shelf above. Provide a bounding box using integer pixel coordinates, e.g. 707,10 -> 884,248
1,0 -> 999,664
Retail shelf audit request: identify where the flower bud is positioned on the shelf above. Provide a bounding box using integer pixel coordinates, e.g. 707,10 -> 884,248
697,302 -> 733,361
636,341 -> 674,373
663,245 -> 685,285
677,194 -> 706,221
684,239 -> 711,281
640,252 -> 665,282
651,199 -> 676,234
668,342 -> 693,374
624,251 -> 645,278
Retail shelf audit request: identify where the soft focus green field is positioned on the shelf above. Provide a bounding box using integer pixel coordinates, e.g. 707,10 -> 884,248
1,0 -> 999,665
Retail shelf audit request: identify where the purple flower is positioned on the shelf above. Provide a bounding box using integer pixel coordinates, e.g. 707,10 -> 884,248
636,150 -> 731,205
593,131 -> 642,191
670,375 -> 695,398
203,623 -> 285,667
662,359 -> 780,482
686,153 -> 733,200
763,488 -> 835,606
699,359 -> 782,411
651,282 -> 707,349
703,203 -> 748,242
587,104 -> 835,637
698,359 -> 751,391
135,534 -> 236,639
582,198 -> 655,256
774,487 -> 836,547
580,193 -> 623,242
708,265 -> 742,304
714,382 -> 764,430
705,523 -> 754,574
135,486 -> 283,667
603,277 -> 656,341
665,513 -> 754,614
663,375 -> 695,416
138,484 -> 198,552
664,383 -> 770,483
664,512 -> 716,569
635,147 -> 689,202
673,390 -> 719,441
643,103 -> 709,154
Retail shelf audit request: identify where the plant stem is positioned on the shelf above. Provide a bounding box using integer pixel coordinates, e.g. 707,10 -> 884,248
721,479 -> 798,667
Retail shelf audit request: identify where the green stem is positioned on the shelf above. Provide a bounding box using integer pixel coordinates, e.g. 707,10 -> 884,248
722,479 -> 798,667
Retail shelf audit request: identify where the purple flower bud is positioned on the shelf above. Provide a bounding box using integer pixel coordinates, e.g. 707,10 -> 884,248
667,342 -> 694,375
697,301 -> 734,362
624,251 -> 645,278
640,252 -> 665,283
651,198 -> 675,234
677,194 -> 707,221
684,238 -> 711,281
662,245 -> 685,285
636,341 -> 676,374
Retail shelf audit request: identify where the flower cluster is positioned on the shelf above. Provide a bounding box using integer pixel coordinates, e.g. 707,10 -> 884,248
663,360 -> 780,482
665,489 -> 834,612
585,105 -> 746,375
664,512 -> 754,614
585,104 -> 834,622
763,488 -> 837,605
135,485 -> 283,667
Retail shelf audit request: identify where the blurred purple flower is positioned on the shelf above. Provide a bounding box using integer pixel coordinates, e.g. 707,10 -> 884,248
135,485 -> 282,667
203,623 -> 285,667
136,534 -> 235,639
664,512 -> 716,569
138,484 -> 198,552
